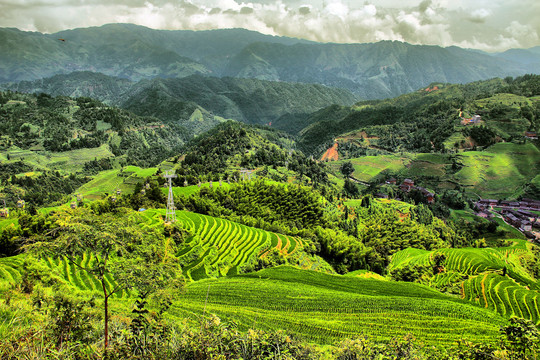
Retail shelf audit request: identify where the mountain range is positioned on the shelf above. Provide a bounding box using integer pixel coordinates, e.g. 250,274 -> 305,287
4,71 -> 358,135
2,23 -> 540,99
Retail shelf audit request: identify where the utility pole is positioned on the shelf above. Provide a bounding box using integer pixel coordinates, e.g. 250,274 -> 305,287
164,170 -> 177,223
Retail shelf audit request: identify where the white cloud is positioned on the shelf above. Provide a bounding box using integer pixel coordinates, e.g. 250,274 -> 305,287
0,0 -> 539,51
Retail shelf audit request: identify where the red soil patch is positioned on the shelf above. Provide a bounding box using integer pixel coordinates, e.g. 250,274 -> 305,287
321,142 -> 339,161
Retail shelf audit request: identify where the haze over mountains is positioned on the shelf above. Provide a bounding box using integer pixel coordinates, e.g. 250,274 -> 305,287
2,23 -> 540,99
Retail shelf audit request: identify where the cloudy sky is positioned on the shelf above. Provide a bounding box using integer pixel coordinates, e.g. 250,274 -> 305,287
1,0 -> 539,52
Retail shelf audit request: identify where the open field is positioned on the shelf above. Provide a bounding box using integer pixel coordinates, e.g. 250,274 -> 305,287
330,155 -> 410,182
170,266 -> 506,346
330,142 -> 539,198
77,166 -> 156,200
454,143 -> 540,198
1,144 -> 115,173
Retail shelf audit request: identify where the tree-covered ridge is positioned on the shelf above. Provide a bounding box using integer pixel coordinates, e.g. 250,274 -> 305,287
168,121 -> 329,186
3,72 -> 359,136
180,180 -> 324,231
300,75 -> 540,156
0,91 -> 187,166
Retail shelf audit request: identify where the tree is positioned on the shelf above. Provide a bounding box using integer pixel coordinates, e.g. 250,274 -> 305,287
343,178 -> 359,197
501,317 -> 540,359
340,161 -> 355,178
26,207 -> 182,352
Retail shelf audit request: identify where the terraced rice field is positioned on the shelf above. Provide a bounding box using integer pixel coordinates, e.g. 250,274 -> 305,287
0,253 -> 129,297
462,273 -> 540,324
389,243 -> 540,323
137,209 -> 302,281
171,266 -> 506,346
389,245 -> 532,279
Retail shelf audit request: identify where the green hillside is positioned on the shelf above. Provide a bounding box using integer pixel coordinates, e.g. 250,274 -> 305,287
171,266 -> 505,346
0,255 -> 506,347
300,75 -> 540,156
0,91 -> 186,168
328,142 -> 540,198
454,142 -> 540,198
5,72 -> 359,136
388,241 -> 540,324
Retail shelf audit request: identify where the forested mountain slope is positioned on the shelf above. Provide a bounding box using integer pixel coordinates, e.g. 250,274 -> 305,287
299,75 -> 540,156
4,72 -> 358,136
0,91 -> 186,167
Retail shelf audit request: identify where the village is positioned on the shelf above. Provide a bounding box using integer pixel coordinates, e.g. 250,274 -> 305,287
475,198 -> 540,241
374,177 -> 540,242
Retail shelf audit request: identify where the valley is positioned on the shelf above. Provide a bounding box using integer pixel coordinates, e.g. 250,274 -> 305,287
1,24 -> 540,359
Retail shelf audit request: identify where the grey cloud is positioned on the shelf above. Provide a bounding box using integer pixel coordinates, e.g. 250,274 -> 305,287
418,0 -> 431,13
240,6 -> 254,14
298,6 -> 310,15
466,8 -> 491,24
0,0 -> 539,51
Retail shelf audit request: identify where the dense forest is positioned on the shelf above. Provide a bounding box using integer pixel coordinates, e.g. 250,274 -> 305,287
299,75 -> 540,156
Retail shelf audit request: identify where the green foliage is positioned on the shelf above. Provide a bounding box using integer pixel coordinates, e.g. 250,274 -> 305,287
300,76 -> 540,157
340,161 -> 354,178
4,170 -> 89,207
33,288 -> 98,348
501,317 -> 540,358
389,263 -> 432,283
25,207 -> 182,350
465,125 -> 498,147
0,91 -> 184,168
181,180 -> 325,230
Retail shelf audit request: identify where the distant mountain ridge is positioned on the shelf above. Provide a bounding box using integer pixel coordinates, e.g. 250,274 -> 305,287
5,71 -> 358,135
1,23 -> 539,99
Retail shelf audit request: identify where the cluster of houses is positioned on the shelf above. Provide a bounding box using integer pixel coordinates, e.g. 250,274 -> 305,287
380,178 -> 435,203
475,198 -> 540,239
461,115 -> 482,126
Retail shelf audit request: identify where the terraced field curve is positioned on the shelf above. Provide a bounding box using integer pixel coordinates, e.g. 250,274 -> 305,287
138,209 -> 303,281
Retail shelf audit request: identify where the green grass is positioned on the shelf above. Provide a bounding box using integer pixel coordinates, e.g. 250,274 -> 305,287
1,144 -> 115,172
122,166 -> 158,178
77,166 -> 157,200
166,182 -> 233,198
454,143 -> 540,198
332,143 -> 539,199
0,218 -> 18,230
170,266 -> 506,346
330,155 -> 409,182
407,155 -> 450,178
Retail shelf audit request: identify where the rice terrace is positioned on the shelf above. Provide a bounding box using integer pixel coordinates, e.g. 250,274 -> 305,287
1,5 -> 540,359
